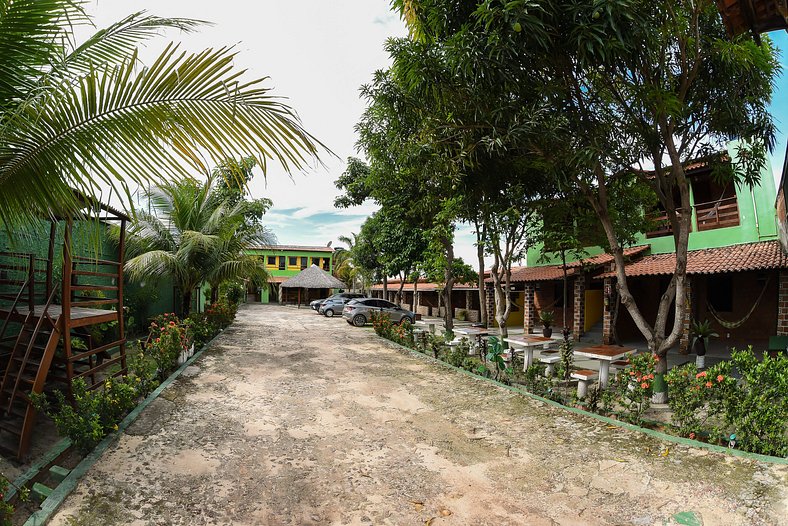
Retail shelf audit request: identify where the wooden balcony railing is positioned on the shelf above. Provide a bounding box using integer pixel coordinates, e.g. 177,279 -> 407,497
645,209 -> 685,239
694,196 -> 739,231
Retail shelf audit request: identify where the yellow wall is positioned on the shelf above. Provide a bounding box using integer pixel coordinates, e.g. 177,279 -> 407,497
584,290 -> 603,332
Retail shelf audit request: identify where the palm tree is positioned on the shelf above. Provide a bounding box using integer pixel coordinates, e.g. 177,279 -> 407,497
121,178 -> 269,315
0,1 -> 324,227
334,233 -> 361,292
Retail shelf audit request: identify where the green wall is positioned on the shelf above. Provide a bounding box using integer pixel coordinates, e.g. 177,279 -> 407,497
528,143 -> 778,266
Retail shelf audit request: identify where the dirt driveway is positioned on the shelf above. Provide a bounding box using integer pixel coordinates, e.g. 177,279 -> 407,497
51,304 -> 788,526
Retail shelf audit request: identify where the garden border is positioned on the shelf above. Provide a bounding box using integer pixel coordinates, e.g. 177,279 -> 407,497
19,330 -> 225,526
380,335 -> 788,465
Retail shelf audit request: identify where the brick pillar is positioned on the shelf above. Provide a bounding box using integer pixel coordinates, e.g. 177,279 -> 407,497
485,282 -> 495,327
679,279 -> 693,353
573,275 -> 585,341
524,283 -> 536,335
602,278 -> 614,345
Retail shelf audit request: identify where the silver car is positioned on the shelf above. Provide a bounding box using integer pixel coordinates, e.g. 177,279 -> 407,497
318,297 -> 350,317
342,298 -> 416,327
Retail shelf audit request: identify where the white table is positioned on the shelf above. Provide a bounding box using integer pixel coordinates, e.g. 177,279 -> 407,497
573,345 -> 635,387
415,320 -> 440,334
503,336 -> 557,371
455,327 -> 490,357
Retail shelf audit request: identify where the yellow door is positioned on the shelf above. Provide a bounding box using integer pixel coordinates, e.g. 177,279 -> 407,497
584,290 -> 603,332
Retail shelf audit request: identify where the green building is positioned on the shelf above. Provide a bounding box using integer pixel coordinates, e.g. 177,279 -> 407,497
245,245 -> 336,304
498,145 -> 788,351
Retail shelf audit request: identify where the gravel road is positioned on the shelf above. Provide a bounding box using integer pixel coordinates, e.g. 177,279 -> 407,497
50,304 -> 788,526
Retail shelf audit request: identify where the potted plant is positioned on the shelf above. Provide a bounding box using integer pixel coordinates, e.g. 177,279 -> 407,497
690,319 -> 718,368
539,310 -> 554,338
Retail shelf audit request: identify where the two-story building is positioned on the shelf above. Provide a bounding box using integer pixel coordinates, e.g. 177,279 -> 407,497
246,245 -> 335,303
505,145 -> 788,352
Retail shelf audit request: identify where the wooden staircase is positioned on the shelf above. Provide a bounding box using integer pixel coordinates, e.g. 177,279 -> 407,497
0,288 -> 60,460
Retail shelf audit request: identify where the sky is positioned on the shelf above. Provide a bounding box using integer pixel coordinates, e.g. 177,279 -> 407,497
85,2 -> 788,268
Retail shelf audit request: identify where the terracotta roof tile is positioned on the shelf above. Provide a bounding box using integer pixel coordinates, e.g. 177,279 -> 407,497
495,246 -> 649,283
598,240 -> 788,278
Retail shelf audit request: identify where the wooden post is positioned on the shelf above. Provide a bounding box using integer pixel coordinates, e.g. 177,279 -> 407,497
297,288 -> 301,308
27,253 -> 34,311
62,219 -> 74,394
117,219 -> 127,373
46,221 -> 56,299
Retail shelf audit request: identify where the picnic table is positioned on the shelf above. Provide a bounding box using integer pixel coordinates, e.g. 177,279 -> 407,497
503,335 -> 557,371
573,344 -> 636,387
454,327 -> 490,357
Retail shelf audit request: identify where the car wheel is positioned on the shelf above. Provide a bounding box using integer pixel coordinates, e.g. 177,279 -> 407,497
352,314 -> 367,327
401,316 -> 413,325
325,309 -> 334,318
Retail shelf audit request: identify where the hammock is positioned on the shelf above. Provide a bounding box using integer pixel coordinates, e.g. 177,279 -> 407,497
706,276 -> 770,329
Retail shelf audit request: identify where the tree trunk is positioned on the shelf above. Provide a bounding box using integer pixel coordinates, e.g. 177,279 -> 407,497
561,250 -> 569,331
396,272 -> 406,306
210,286 -> 219,304
182,290 -> 192,317
382,275 -> 388,299
476,224 -> 488,326
443,238 -> 455,332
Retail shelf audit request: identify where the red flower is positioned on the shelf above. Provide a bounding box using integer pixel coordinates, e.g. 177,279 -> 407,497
705,381 -> 712,388
155,338 -> 161,343
169,321 -> 176,326
696,371 -> 707,378
640,382 -> 649,389
689,432 -> 696,440
716,374 -> 724,383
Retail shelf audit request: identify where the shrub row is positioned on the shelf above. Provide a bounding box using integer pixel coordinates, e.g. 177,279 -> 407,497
373,323 -> 787,458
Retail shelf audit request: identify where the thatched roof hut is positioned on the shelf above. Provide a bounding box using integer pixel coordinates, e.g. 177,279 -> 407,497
280,265 -> 347,307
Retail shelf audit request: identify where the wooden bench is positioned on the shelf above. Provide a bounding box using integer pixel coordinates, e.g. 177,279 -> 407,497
571,369 -> 598,398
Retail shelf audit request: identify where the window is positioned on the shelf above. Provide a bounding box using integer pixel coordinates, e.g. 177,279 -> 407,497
322,258 -> 330,271
312,257 -> 320,266
278,256 -> 285,270
707,275 -> 733,312
267,256 -> 276,266
288,256 -> 297,267
300,257 -> 308,269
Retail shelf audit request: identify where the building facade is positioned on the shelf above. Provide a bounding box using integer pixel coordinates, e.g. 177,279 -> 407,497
515,145 -> 787,351
245,245 -> 335,303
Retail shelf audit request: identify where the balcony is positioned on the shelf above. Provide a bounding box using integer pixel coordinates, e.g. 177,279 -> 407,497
694,196 -> 739,231
645,209 -> 685,239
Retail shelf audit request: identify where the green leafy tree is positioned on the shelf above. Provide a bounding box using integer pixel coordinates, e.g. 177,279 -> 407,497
121,176 -> 270,314
0,1 -> 323,228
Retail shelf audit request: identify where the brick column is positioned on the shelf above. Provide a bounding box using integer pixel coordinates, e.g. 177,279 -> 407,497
778,271 -> 788,336
485,282 -> 495,327
573,275 -> 585,341
602,278 -> 614,345
524,283 -> 536,335
679,279 -> 693,353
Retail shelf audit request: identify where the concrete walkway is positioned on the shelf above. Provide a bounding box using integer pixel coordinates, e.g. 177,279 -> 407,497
51,305 -> 788,525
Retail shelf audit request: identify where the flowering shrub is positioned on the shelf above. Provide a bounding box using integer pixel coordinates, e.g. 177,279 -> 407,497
205,299 -> 236,329
608,352 -> 658,425
665,361 -> 734,438
0,477 -> 14,526
147,318 -> 188,381
371,311 -> 414,347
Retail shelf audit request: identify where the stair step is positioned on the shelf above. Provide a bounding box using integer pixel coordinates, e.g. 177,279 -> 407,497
31,482 -> 52,503
49,465 -> 70,484
0,420 -> 22,436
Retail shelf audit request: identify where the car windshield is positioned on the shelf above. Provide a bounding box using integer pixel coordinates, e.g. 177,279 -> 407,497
346,299 -> 359,306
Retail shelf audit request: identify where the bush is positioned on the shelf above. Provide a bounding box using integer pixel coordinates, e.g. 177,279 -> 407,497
665,361 -> 733,439
205,299 -> 236,329
446,338 -> 470,367
147,319 -> 188,381
607,352 -> 658,425
720,349 -> 788,456
33,377 -> 138,453
185,313 -> 216,349
0,477 -> 15,526
222,280 -> 245,305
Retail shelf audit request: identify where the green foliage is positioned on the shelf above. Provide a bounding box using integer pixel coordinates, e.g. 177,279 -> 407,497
33,377 -> 137,453
607,353 -> 658,425
0,2 -> 323,229
485,336 -> 512,382
666,361 -> 733,438
538,310 -> 554,327
445,338 -> 470,367
222,280 -> 246,305
205,300 -> 237,330
557,338 -> 574,380
371,311 -> 415,348
147,318 -> 188,381
690,319 -> 719,350
124,281 -> 160,335
0,476 -> 14,525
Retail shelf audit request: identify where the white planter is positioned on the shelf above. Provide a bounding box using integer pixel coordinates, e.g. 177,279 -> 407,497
695,355 -> 706,369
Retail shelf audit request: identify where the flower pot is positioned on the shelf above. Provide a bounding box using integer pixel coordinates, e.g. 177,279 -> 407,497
542,327 -> 553,338
694,339 -> 707,356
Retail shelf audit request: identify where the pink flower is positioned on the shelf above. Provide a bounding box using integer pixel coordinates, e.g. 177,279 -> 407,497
705,381 -> 712,388
689,432 -> 696,440
640,382 -> 649,389
716,375 -> 724,383
696,371 -> 707,379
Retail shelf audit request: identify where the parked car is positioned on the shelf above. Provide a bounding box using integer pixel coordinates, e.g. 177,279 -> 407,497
343,298 -> 416,327
318,297 -> 351,317
310,292 -> 365,311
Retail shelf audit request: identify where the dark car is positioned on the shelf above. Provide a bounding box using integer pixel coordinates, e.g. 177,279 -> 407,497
310,292 -> 365,311
342,298 -> 416,327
